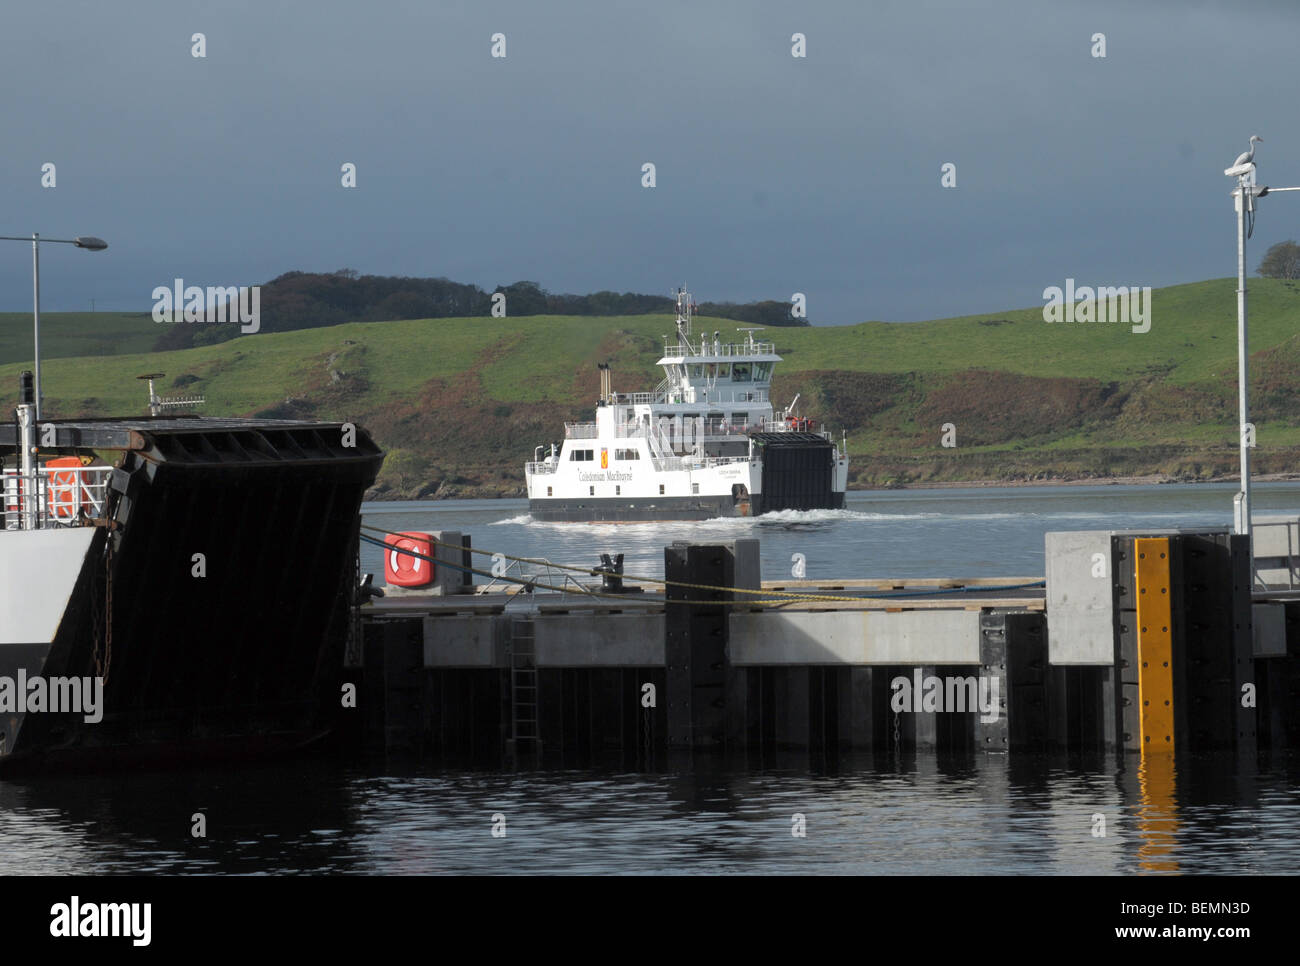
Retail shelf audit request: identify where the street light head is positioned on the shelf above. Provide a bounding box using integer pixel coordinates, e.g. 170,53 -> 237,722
73,236 -> 107,251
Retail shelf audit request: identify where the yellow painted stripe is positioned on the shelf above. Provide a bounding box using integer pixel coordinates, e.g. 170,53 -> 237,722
1134,537 -> 1175,754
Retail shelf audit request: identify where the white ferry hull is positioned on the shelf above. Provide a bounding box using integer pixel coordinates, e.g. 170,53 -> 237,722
528,433 -> 849,522
527,488 -> 846,523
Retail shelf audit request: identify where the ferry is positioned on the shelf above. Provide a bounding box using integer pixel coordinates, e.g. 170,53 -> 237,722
525,289 -> 849,521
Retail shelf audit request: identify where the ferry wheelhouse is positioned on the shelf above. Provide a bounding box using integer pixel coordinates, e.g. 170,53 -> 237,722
525,289 -> 849,521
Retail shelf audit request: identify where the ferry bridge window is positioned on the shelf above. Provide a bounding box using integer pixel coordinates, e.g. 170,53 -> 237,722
732,363 -> 751,383
690,364 -> 704,379
717,364 -> 731,379
753,362 -> 772,381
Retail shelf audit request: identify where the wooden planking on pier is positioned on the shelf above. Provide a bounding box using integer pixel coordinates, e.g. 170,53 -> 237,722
763,576 -> 1043,591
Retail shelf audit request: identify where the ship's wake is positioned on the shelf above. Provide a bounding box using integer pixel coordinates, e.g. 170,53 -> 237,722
491,507 -> 923,530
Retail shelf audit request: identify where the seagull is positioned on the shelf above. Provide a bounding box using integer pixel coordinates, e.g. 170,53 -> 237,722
1233,135 -> 1262,169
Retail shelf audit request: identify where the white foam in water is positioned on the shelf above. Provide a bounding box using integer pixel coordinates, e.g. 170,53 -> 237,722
439,505 -> 1232,533
751,508 -> 884,524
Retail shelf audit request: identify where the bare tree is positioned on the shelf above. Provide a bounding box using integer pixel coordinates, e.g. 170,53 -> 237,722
1258,240 -> 1300,279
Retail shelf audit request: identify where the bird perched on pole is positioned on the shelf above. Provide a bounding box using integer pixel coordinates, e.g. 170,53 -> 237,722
1234,135 -> 1263,168
1225,135 -> 1262,178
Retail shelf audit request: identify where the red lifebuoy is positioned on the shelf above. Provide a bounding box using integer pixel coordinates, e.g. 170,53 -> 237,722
384,531 -> 435,587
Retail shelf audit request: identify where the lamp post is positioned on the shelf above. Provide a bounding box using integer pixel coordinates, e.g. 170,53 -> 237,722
1223,144 -> 1300,541
0,233 -> 108,420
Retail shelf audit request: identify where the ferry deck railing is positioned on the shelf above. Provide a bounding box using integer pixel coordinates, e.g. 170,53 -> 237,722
761,422 -> 835,442
2,465 -> 114,530
651,455 -> 751,473
661,340 -> 777,357
566,417 -> 759,441
612,388 -> 769,406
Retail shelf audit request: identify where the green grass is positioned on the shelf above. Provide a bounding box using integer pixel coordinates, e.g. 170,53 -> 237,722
0,311 -> 161,366
7,277 -> 1300,412
4,277 -> 1300,493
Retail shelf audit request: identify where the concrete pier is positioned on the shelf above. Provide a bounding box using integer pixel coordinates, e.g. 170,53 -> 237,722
348,528 -> 1300,766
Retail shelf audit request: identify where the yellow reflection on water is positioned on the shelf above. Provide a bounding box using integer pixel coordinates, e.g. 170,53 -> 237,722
1135,754 -> 1179,873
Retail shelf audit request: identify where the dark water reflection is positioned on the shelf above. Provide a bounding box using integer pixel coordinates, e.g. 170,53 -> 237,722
7,485 -> 1300,874
2,751 -> 1297,874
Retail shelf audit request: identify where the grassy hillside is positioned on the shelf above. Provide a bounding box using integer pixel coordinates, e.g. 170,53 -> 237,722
3,277 -> 1300,496
0,311 -> 160,364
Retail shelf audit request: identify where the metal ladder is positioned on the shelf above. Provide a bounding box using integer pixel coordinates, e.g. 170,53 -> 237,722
509,617 -> 540,754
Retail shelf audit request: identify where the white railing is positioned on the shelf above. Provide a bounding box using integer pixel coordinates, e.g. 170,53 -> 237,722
562,420 -> 753,444
651,455 -> 752,473
651,457 -> 686,472
699,417 -> 749,438
612,388 -> 770,407
637,417 -> 754,443
526,461 -> 557,475
662,340 -> 777,358
612,391 -> 667,405
2,465 -> 114,530
758,418 -> 832,439
564,422 -> 600,438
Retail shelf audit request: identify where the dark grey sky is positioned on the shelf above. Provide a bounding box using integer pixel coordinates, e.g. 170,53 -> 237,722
1,0 -> 1295,323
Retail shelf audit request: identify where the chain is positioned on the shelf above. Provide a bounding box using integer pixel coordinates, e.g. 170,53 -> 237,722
100,537 -> 113,685
892,709 -> 901,760
91,537 -> 104,678
642,700 -> 653,770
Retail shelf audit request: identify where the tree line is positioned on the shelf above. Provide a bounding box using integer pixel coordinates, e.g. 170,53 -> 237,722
154,271 -> 811,350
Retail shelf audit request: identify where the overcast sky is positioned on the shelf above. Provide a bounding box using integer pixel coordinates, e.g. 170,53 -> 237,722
1,0 -> 1296,323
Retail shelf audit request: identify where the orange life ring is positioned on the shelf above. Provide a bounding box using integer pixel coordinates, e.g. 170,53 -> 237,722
47,457 -> 84,519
